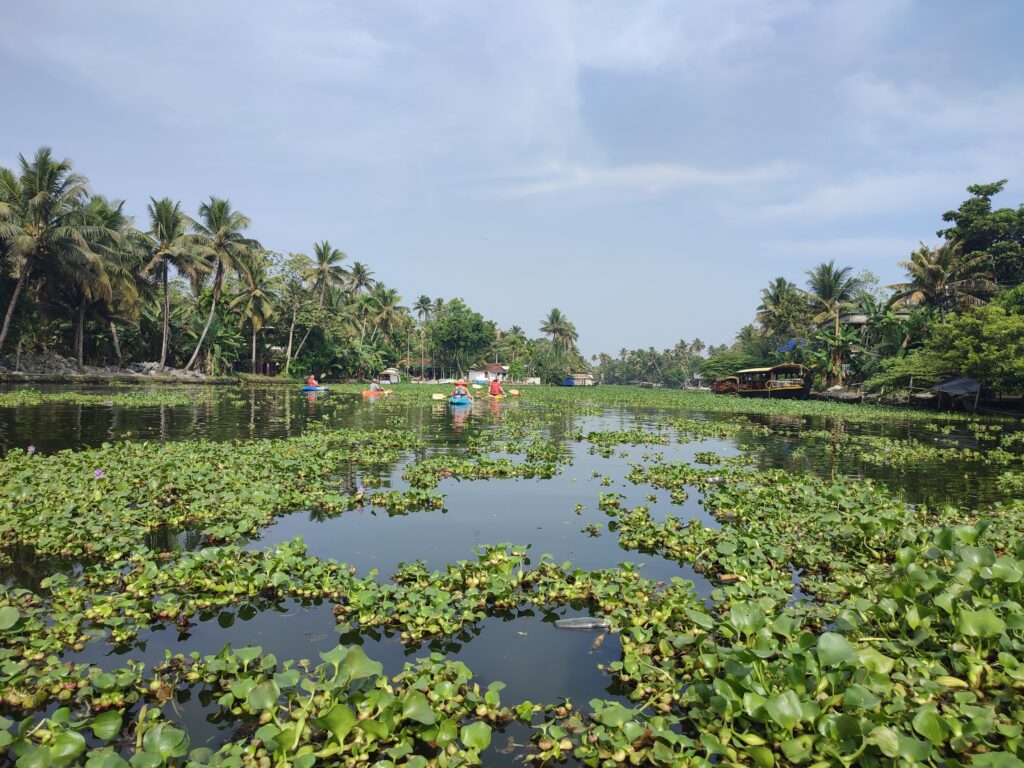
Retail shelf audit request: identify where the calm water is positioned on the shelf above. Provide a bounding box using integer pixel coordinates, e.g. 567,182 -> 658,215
1,385 -> 1017,762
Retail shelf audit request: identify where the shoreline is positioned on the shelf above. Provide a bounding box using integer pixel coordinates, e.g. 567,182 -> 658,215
0,371 -> 238,386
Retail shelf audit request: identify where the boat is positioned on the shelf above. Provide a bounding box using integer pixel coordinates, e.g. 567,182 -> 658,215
361,389 -> 390,398
710,376 -> 739,395
736,364 -> 811,399
301,385 -> 328,392
561,373 -> 596,387
449,396 -> 472,406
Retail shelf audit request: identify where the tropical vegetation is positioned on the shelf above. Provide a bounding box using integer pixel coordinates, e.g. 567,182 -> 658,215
0,148 -> 588,383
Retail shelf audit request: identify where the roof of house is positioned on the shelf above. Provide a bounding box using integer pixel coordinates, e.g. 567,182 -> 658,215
380,367 -> 400,374
476,363 -> 508,372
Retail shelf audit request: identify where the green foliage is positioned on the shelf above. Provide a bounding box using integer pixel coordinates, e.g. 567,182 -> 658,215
864,348 -> 951,391
939,180 -> 1024,288
426,299 -> 496,376
927,302 -> 1024,392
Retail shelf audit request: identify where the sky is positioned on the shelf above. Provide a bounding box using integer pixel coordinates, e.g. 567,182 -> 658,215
3,1 -> 1023,356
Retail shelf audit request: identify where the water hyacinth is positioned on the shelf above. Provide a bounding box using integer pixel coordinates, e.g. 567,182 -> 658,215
0,384 -> 1022,767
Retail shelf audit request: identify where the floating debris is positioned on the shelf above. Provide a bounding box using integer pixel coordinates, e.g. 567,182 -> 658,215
554,617 -> 612,631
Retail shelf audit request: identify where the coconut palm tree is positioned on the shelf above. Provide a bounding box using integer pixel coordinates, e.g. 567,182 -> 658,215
756,277 -> 805,336
230,249 -> 276,374
0,148 -> 112,352
347,261 -> 375,294
888,241 -> 997,317
143,197 -> 200,369
411,294 -> 433,377
432,297 -> 445,316
80,195 -> 150,367
307,240 -> 348,305
184,197 -> 259,371
540,308 -> 578,353
368,285 -> 405,342
804,261 -> 861,384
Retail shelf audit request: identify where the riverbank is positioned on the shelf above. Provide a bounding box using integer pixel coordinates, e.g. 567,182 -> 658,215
0,351 -> 235,385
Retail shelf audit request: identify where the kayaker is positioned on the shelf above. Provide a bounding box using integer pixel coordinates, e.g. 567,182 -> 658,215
488,378 -> 505,397
452,380 -> 469,398
369,381 -> 383,392
306,374 -> 319,387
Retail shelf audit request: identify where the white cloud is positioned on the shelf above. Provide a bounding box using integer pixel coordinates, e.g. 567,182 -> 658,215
481,160 -> 794,197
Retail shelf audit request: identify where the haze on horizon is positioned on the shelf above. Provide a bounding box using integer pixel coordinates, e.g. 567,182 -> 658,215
3,0 -> 1022,356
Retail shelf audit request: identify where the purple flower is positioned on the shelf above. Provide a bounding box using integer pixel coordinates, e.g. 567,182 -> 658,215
26,445 -> 36,454
94,469 -> 105,479
356,486 -> 366,495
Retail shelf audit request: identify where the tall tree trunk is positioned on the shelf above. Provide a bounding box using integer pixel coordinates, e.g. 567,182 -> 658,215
284,308 -> 296,374
110,321 -> 122,367
292,326 -> 313,362
251,325 -> 257,374
76,301 -> 85,369
184,263 -> 223,371
0,267 -> 28,352
160,260 -> 170,369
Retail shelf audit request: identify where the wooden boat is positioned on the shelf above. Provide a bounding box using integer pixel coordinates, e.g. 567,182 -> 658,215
736,364 -> 811,399
710,376 -> 739,395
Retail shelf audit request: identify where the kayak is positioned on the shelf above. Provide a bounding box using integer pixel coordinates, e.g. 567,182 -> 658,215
301,385 -> 328,392
449,396 -> 471,406
362,389 -> 389,398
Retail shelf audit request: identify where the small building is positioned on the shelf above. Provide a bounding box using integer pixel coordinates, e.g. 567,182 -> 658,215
468,363 -> 508,384
376,367 -> 402,384
561,373 -> 596,387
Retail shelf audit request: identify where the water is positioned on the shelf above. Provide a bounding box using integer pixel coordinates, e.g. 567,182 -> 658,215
1,384 -> 1019,763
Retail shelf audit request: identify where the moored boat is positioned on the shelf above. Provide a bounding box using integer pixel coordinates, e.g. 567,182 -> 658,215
736,364 -> 811,399
710,376 -> 739,395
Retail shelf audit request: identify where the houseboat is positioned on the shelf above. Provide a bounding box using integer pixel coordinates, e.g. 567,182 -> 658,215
736,364 -> 811,399
710,376 -> 739,395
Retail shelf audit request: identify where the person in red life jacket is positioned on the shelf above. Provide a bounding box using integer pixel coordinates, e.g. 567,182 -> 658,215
306,374 -> 319,387
452,380 -> 469,398
488,378 -> 505,397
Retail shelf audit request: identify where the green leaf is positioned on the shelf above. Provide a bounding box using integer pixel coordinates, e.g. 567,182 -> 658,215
234,646 -> 263,666
868,726 -> 900,758
91,710 -> 124,741
746,745 -> 775,768
85,749 -> 130,768
17,746 -> 53,768
843,684 -> 879,710
730,604 -> 766,637
246,680 -> 280,711
0,606 -> 20,631
958,608 -> 1005,638
402,691 -> 438,725
51,732 -> 86,768
595,703 -> 632,728
912,709 -> 947,744
343,646 -> 383,681
321,704 -> 356,743
435,718 -> 459,748
460,721 -> 492,751
141,723 -> 189,759
765,690 -> 802,731
816,632 -> 857,667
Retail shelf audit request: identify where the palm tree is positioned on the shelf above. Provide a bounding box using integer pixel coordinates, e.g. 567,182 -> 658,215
0,148 -> 110,352
308,240 -> 348,305
230,249 -> 276,374
412,294 -> 433,377
368,285 -> 405,342
432,297 -> 445,316
80,195 -> 149,367
804,261 -> 861,384
540,308 -> 578,353
184,197 -> 258,371
888,241 -> 997,316
347,261 -> 375,294
756,277 -> 803,336
143,198 -> 200,369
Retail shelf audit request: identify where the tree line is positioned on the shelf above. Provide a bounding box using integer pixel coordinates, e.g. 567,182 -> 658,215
597,181 -> 1024,393
0,148 -> 589,382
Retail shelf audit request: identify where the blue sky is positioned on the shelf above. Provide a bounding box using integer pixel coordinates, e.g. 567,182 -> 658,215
3,1 -> 1022,355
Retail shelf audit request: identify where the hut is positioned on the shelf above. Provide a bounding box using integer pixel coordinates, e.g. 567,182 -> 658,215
377,367 -> 402,385
468,363 -> 508,384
